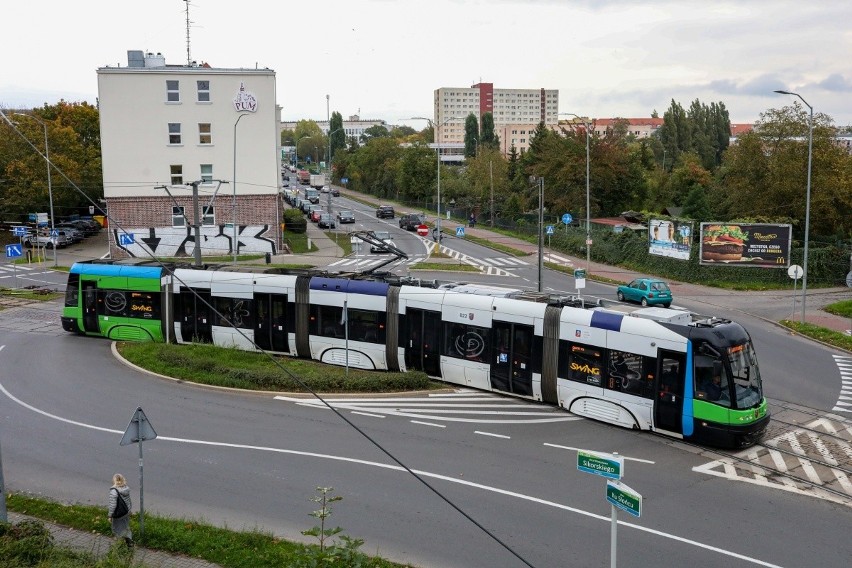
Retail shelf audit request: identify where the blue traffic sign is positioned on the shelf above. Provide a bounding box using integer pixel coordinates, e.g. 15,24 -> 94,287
341,177 -> 349,184
119,233 -> 135,246
562,213 -> 573,225
5,244 -> 23,258
12,226 -> 28,236
50,229 -> 59,237
546,225 -> 555,235
456,226 -> 465,237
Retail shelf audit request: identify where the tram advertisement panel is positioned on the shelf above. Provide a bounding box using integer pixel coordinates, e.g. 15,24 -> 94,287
649,219 -> 693,260
699,223 -> 792,268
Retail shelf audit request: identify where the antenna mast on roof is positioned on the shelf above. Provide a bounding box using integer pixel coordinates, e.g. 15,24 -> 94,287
184,0 -> 192,66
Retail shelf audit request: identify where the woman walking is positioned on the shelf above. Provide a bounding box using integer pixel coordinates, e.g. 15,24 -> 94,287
108,473 -> 133,547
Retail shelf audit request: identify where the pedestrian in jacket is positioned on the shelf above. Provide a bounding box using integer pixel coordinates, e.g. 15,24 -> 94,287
108,473 -> 133,547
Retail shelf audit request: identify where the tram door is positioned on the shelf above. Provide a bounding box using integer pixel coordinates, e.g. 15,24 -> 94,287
253,293 -> 288,352
178,288 -> 212,343
654,350 -> 686,434
490,322 -> 533,396
81,281 -> 99,333
404,308 -> 441,377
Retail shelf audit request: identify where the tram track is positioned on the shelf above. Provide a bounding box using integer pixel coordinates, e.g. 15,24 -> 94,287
691,398 -> 852,506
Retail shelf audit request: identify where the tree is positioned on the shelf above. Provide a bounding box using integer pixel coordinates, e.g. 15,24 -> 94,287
464,113 -> 479,158
395,144 -> 439,202
280,128 -> 296,146
658,98 -> 730,171
481,112 -> 500,150
328,111 -> 345,164
360,124 -> 390,144
294,119 -> 323,141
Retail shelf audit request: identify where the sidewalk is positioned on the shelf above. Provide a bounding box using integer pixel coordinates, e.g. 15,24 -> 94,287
6,512 -> 221,568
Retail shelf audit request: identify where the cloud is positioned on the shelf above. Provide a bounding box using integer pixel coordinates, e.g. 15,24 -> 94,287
813,74 -> 852,93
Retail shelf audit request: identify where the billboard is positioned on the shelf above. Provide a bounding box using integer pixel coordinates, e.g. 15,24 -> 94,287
699,223 -> 792,268
649,219 -> 693,260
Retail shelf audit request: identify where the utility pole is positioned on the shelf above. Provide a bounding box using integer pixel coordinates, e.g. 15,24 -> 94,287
489,160 -> 494,228
188,180 -> 203,267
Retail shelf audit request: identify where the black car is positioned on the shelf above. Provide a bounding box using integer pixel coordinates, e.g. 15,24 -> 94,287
331,188 -> 340,197
376,205 -> 395,219
318,214 -> 336,229
399,213 -> 425,230
337,210 -> 355,224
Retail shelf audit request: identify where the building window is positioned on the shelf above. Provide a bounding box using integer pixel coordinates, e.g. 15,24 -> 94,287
166,80 -> 180,102
199,123 -> 212,145
197,80 -> 210,102
202,206 -> 215,225
168,123 -> 181,145
170,165 -> 183,186
200,164 -> 213,184
172,206 -> 186,227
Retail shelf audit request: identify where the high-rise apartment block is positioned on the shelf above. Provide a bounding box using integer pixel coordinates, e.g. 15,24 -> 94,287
433,82 -> 558,154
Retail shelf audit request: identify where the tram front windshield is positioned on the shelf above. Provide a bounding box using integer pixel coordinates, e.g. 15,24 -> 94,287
695,341 -> 762,409
727,342 -> 762,408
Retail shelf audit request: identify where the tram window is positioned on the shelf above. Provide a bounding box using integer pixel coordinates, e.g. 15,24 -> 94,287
348,308 -> 385,343
694,355 -> 731,407
444,322 -> 490,362
65,273 -> 80,307
568,344 -> 603,386
127,291 -> 159,320
213,297 -> 254,329
606,351 -> 649,396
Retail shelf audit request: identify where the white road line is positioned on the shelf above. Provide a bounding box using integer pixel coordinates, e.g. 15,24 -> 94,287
351,411 -> 386,418
475,431 -> 510,439
410,420 -> 445,427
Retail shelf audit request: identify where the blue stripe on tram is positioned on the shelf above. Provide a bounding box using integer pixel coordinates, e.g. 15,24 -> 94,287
589,310 -> 623,332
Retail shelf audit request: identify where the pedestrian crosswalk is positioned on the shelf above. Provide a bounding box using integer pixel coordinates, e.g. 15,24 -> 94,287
274,390 -> 582,424
325,247 -> 575,275
0,264 -> 51,279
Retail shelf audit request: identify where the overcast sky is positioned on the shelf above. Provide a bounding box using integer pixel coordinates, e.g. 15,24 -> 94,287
3,1 -> 850,128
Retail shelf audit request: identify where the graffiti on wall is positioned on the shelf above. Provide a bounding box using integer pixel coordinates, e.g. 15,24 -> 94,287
114,225 -> 276,258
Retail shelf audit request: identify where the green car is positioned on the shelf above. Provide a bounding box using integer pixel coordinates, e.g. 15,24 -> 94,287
616,278 -> 673,307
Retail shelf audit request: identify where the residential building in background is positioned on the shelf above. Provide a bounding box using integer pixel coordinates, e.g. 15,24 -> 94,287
434,82 -> 559,154
281,115 -> 388,140
98,50 -> 282,259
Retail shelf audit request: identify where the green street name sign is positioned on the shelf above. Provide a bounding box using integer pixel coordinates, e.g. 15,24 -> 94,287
577,450 -> 623,480
606,480 -> 642,518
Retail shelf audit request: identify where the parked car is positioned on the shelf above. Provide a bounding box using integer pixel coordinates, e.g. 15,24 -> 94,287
53,223 -> 84,243
616,278 -> 673,308
370,230 -> 396,253
317,214 -> 336,229
310,208 -> 325,223
22,230 -> 69,249
399,213 -> 426,231
337,210 -> 355,224
375,205 -> 395,219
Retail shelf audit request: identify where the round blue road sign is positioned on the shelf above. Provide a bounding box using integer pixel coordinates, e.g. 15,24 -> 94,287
562,213 -> 573,225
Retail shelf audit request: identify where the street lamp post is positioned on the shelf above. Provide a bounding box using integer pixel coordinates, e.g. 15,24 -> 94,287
14,113 -> 57,267
774,90 -> 813,324
233,112 -> 249,264
560,113 -> 591,269
410,116 -> 463,242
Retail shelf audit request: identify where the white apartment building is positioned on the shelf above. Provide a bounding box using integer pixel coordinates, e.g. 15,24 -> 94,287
281,115 -> 388,140
433,82 -> 558,154
98,50 -> 282,259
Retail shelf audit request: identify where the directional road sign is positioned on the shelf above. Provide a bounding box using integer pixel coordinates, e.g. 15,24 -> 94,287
606,480 -> 642,518
456,226 -> 465,237
562,213 -> 573,225
577,449 -> 622,480
119,233 -> 135,246
12,226 -> 28,237
5,244 -> 23,258
341,177 -> 349,184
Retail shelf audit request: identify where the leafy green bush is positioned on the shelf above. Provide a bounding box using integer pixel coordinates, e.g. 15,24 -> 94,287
0,519 -> 55,566
283,209 -> 307,234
